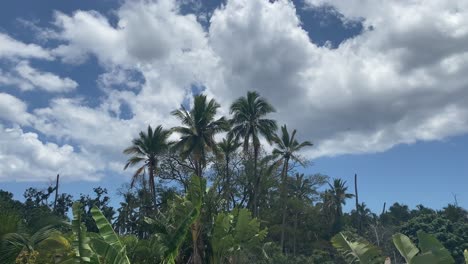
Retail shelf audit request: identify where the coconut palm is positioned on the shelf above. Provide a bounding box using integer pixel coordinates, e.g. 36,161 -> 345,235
230,91 -> 277,216
325,179 -> 354,234
218,133 -> 242,209
272,125 -> 313,251
171,94 -> 229,264
123,125 -> 172,207
171,94 -> 229,178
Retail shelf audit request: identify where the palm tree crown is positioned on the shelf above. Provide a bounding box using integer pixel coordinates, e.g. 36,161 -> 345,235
229,91 -> 277,151
171,94 -> 229,177
273,124 -> 312,163
123,125 -> 172,206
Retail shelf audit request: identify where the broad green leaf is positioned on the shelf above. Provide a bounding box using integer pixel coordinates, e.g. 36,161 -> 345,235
332,232 -> 383,264
417,231 -> 454,264
90,237 -> 130,264
392,233 -> 419,264
70,202 -> 93,263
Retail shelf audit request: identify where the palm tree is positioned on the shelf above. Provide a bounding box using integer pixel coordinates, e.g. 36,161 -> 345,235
123,125 -> 172,207
171,94 -> 229,178
272,125 -> 312,251
171,94 -> 229,264
326,179 -> 354,234
230,91 -> 277,217
218,133 -> 242,209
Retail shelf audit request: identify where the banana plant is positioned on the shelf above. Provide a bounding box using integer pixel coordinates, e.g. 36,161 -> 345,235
331,232 -> 383,264
333,231 -> 457,264
211,208 -> 267,264
62,202 -> 130,264
392,232 -> 454,264
145,175 -> 204,264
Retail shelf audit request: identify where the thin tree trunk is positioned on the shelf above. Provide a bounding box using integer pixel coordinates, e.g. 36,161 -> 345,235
293,212 -> 298,257
280,157 -> 290,252
53,174 -> 59,212
191,157 -> 204,264
354,173 -> 360,234
381,202 -> 386,216
225,155 -> 233,210
252,146 -> 260,217
149,163 -> 157,208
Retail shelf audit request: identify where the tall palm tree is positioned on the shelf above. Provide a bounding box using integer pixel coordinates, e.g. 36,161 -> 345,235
218,133 -> 242,209
273,125 -> 312,253
326,179 -> 354,234
171,94 -> 229,178
272,125 -> 312,251
230,91 -> 277,217
123,125 -> 172,207
171,94 -> 229,264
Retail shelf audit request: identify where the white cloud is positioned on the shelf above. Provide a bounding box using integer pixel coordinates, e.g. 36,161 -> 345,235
0,33 -> 52,60
14,61 -> 78,92
3,0 -> 468,182
0,125 -> 102,182
0,61 -> 78,92
0,93 -> 32,125
208,0 -> 468,157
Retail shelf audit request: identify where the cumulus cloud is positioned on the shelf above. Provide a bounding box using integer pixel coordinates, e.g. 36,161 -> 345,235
0,61 -> 78,92
0,93 -> 32,125
14,61 -> 78,92
208,0 -> 468,158
2,0 -> 468,182
0,125 -> 102,182
0,33 -> 52,60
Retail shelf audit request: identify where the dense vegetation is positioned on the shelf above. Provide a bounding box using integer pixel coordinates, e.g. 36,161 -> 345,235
0,91 -> 467,263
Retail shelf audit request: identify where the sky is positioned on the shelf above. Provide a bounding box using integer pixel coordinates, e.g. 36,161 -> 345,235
0,0 -> 467,213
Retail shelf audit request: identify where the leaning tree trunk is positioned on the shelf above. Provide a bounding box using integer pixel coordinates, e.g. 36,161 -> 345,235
280,156 -> 290,252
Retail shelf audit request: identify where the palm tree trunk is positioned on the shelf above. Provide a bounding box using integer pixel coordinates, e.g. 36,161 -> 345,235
280,157 -> 290,252
354,174 -> 361,234
225,155 -> 232,210
53,174 -> 59,212
191,156 -> 204,264
252,146 -> 260,217
149,163 -> 157,208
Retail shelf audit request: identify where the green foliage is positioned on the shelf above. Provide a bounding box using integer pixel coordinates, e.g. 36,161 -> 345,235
211,208 -> 267,263
66,202 -> 130,264
68,202 -> 95,263
392,232 -> 455,264
0,225 -> 69,264
399,213 -> 468,262
331,232 -> 383,264
144,175 -> 205,264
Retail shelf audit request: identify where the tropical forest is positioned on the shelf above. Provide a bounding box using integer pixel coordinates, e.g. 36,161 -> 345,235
1,92 -> 467,264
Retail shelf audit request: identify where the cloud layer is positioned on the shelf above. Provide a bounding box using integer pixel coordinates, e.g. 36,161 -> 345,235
1,0 -> 468,181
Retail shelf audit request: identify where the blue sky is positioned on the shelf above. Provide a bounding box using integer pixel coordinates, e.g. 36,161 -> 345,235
1,0 -> 467,213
